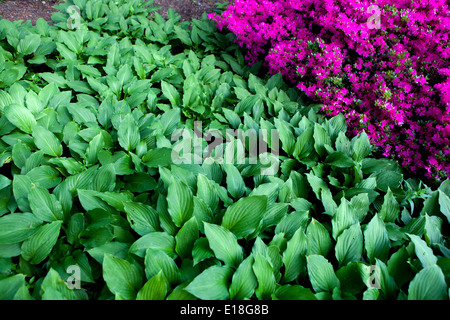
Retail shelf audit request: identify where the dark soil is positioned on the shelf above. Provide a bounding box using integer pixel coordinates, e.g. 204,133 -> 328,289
0,0 -> 229,24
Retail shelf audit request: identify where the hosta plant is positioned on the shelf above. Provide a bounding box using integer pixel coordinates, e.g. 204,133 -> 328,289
0,0 -> 449,301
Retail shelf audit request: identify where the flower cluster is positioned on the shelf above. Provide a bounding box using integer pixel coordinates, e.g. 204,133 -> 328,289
210,0 -> 450,182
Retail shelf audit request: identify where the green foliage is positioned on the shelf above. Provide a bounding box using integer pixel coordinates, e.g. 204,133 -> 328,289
0,0 -> 448,301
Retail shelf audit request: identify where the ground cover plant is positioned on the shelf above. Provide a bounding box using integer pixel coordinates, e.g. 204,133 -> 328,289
210,0 -> 450,185
0,0 -> 449,300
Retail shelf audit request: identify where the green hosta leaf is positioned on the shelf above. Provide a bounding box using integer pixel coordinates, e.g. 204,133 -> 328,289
145,248 -> 180,285
324,151 -> 354,168
103,253 -> 143,300
274,118 -> 295,155
306,219 -> 332,257
92,164 -> 116,192
118,114 -> 140,152
379,187 -> 399,223
76,64 -> 102,78
192,237 -> 214,266
41,268 -> 87,300
167,178 -> 194,228
28,185 -> 63,222
161,80 -> 180,107
424,214 -> 444,245
4,104 -> 36,134
0,274 -> 29,300
335,223 -> 363,267
137,271 -> 168,300
272,285 -> 317,300
204,222 -> 243,268
129,232 -> 176,259
175,217 -> 199,259
174,25 -> 192,46
282,227 -> 308,283
408,265 -> 447,300
332,198 -> 358,240
229,255 -> 257,300
123,201 -> 160,236
225,164 -> 245,199
353,131 -> 371,162
86,133 -> 104,166
313,123 -> 331,158
306,255 -> 340,293
407,234 -> 437,268
252,253 -> 277,300
293,127 -> 314,160
185,265 -> 233,300
0,212 -> 42,244
364,214 -> 390,263
197,174 -> 219,213
221,195 -> 268,239
18,34 -> 41,55
32,126 -> 63,157
438,190 -> 450,224
21,221 -> 62,264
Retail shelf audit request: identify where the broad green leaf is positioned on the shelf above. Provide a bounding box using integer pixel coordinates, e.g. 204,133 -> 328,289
364,214 -> 390,262
331,198 -> 358,240
167,178 -> 194,228
145,248 -> 179,285
32,126 -> 63,157
408,265 -> 447,300
274,118 -> 295,155
174,25 -> 192,46
221,195 -> 268,239
21,221 -> 62,264
252,253 -> 276,300
224,164 -> 245,199
313,123 -> 331,158
192,237 -> 214,266
197,174 -> 219,213
129,232 -> 176,259
91,163 -> 116,192
185,265 -> 233,300
438,190 -> 450,223
306,255 -> 340,293
353,131 -> 371,162
0,212 -> 42,244
118,114 -> 140,152
103,253 -> 143,300
41,268 -> 87,300
306,219 -> 332,257
137,271 -> 168,300
229,255 -> 257,300
28,185 -> 63,222
0,274 -> 30,300
379,187 -> 399,223
204,222 -> 243,268
161,80 -> 180,107
407,234 -> 437,268
282,227 -> 308,282
4,103 -> 36,133
123,201 -> 160,236
293,127 -> 314,160
272,285 -> 317,300
17,34 -> 41,55
335,223 -> 363,267
175,217 -> 199,259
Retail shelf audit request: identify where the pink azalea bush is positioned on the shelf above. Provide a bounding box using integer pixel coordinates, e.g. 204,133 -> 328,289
209,0 -> 450,182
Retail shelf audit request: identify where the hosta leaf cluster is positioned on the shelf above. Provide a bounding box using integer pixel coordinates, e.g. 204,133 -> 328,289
0,0 -> 449,300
